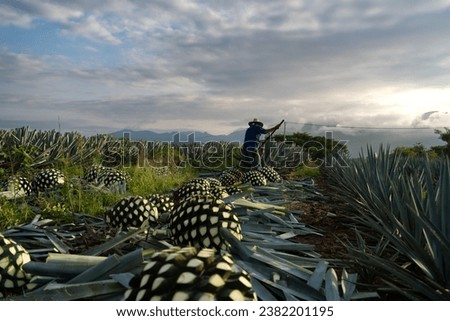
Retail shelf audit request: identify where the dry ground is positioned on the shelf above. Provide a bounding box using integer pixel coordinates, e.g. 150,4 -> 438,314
286,178 -> 355,261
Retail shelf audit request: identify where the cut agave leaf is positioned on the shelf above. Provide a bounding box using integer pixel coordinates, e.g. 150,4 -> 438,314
325,268 -> 340,301
16,280 -> 126,301
307,261 -> 328,290
341,268 -> 358,301
81,227 -> 147,256
67,255 -> 121,284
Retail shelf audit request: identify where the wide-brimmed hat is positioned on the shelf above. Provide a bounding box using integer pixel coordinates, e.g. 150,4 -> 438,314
248,118 -> 264,127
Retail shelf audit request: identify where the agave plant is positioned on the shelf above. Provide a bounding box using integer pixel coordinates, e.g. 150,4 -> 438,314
325,146 -> 450,300
0,127 -> 113,172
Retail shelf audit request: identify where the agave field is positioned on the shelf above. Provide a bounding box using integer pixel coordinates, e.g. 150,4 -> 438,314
0,127 -> 449,301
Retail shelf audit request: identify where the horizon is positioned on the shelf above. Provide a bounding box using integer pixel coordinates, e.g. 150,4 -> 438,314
2,122 -> 445,158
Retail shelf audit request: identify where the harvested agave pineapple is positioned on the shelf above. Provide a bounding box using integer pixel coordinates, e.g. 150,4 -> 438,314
172,182 -> 210,204
209,186 -> 230,199
32,168 -> 65,192
0,176 -> 33,199
204,177 -> 222,189
242,170 -> 267,186
0,234 -> 31,291
169,195 -> 242,251
222,168 -> 244,181
83,164 -> 109,183
98,169 -> 130,193
105,196 -> 159,229
146,193 -> 174,214
186,178 -> 211,188
217,173 -> 239,187
258,166 -> 281,182
123,246 -> 256,301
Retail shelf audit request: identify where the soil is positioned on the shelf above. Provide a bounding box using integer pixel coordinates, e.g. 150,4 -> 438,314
286,178 -> 356,261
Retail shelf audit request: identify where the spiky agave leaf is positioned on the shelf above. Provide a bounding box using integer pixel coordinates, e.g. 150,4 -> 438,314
123,246 -> 256,301
325,146 -> 450,300
105,196 -> 159,229
0,234 -> 31,291
169,195 -> 242,251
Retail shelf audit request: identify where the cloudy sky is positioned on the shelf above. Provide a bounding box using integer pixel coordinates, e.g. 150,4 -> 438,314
1,0 -> 449,152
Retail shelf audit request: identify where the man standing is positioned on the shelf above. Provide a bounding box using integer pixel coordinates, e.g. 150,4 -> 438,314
240,118 -> 281,170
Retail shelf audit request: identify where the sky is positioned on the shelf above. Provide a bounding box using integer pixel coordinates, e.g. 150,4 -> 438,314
1,0 -> 450,153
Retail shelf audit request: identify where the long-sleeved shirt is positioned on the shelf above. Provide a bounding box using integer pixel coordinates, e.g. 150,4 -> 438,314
242,124 -> 267,152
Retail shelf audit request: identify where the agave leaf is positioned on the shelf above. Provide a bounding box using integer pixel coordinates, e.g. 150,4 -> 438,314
253,247 -> 313,280
251,277 -> 278,301
325,268 -> 340,301
341,268 -> 358,301
236,259 -> 322,301
277,231 -> 297,239
67,254 -> 121,284
232,198 -> 286,214
46,253 -> 106,265
262,212 -> 293,228
252,242 -> 315,252
349,291 -> 380,300
16,280 -> 125,301
108,248 -> 144,276
81,227 -> 147,256
283,290 -> 300,301
242,224 -> 273,235
307,260 -> 328,290
220,227 -> 254,259
348,248 -> 450,300
110,272 -> 136,288
44,230 -> 71,254
22,261 -> 88,278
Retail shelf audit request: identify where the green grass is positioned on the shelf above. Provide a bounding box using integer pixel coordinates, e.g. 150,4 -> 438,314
0,165 -> 197,231
0,198 -> 35,229
290,163 -> 321,179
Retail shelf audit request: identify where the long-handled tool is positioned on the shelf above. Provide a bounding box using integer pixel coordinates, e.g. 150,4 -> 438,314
258,119 -> 284,152
258,120 -> 284,167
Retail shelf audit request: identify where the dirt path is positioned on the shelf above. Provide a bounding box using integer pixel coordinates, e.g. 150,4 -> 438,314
287,180 -> 355,261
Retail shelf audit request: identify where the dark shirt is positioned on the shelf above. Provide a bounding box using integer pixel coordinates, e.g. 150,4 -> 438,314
243,124 -> 267,152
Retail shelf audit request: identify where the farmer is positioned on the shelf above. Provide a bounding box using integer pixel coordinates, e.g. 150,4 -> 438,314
240,118 -> 281,170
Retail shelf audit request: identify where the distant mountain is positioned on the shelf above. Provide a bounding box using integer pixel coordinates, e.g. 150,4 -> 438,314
109,128 -> 246,144
109,127 -> 445,157
293,128 -> 443,157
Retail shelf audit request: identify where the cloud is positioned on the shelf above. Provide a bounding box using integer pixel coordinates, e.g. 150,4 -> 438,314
0,1 -> 83,26
412,111 -> 450,128
63,15 -> 122,45
1,0 -> 450,143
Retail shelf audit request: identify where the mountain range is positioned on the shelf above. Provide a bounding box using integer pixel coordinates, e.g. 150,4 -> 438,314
110,128 -> 247,144
110,127 -> 444,157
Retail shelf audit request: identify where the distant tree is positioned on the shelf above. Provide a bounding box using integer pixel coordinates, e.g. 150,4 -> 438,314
394,143 -> 438,158
433,127 -> 450,156
395,128 -> 450,158
274,132 -> 348,164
